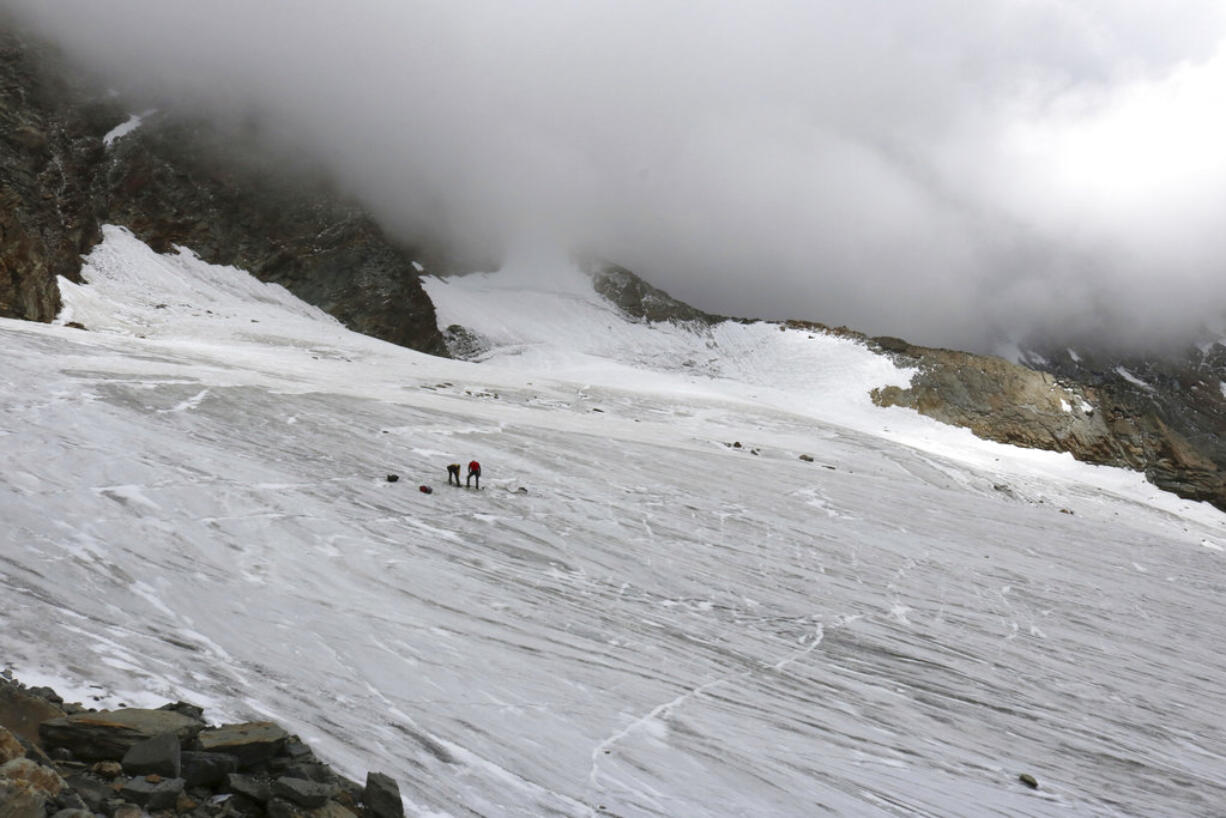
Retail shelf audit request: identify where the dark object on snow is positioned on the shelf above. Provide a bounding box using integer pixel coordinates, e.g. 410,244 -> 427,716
364,772 -> 405,818
419,485 -> 433,494
1018,773 -> 1038,789
467,460 -> 481,489
799,454 -> 814,462
447,463 -> 461,486
386,474 -> 399,483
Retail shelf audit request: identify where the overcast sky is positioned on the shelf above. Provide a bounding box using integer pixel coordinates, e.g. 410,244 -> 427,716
7,0 -> 1226,351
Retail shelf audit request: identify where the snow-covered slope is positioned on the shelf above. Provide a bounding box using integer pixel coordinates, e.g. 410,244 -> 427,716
3,227 -> 1225,816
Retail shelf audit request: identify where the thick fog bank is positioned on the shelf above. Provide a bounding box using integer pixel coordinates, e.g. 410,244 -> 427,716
6,0 -> 1226,351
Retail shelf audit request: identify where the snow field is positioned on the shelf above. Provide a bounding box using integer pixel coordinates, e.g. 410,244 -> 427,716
1,227 -> 1224,816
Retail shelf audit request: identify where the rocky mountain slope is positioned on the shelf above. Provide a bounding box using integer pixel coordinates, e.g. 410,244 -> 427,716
866,336 -> 1226,509
3,16 -> 1225,513
1,19 -> 448,354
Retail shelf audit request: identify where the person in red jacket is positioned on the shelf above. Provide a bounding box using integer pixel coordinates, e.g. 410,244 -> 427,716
466,460 -> 481,489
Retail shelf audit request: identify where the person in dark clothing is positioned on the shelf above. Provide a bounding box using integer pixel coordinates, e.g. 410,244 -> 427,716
466,460 -> 481,489
447,463 -> 462,486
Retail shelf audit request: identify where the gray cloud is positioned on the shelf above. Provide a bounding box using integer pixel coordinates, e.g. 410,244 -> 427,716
7,0 -> 1226,352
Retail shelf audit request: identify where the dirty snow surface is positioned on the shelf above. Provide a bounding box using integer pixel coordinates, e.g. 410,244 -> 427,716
4,227 -> 1226,817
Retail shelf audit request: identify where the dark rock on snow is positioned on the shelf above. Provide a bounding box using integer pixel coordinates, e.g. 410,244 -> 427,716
364,771 -> 406,818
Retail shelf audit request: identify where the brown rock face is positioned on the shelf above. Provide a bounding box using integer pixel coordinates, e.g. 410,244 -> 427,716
0,683 -> 66,747
869,339 -> 1226,511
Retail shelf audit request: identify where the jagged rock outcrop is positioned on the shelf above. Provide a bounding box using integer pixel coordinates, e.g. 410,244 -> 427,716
0,18 -> 449,355
585,260 -> 723,325
1,676 -> 404,818
0,24 -> 106,323
1019,342 -> 1226,488
868,337 -> 1226,510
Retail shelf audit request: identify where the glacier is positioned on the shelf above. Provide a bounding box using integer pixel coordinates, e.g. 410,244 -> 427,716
3,226 -> 1225,816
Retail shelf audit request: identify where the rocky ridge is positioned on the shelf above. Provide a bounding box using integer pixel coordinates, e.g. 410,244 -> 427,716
0,675 -> 404,818
863,333 -> 1226,510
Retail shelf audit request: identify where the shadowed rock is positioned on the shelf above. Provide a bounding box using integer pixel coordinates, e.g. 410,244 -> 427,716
119,776 -> 185,810
120,731 -> 180,778
62,773 -> 112,813
363,772 -> 404,818
39,709 -> 202,761
180,750 -> 238,788
224,772 -> 271,804
274,776 -> 333,808
197,722 -> 289,768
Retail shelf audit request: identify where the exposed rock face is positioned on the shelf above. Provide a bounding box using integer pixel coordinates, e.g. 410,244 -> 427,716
1018,343 -> 1226,497
0,24 -> 107,323
0,19 -> 448,355
868,338 -> 1226,511
586,260 -> 723,325
96,117 -> 449,354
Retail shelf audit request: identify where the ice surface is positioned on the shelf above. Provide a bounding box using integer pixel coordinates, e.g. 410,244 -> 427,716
3,227 -> 1226,816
